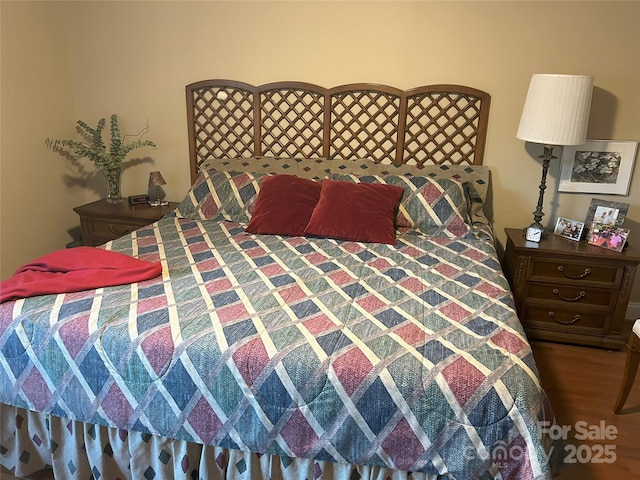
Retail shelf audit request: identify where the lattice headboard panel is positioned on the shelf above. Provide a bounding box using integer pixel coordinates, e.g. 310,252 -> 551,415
186,80 -> 490,182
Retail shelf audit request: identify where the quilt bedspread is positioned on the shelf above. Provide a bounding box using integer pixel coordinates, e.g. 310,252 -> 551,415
0,216 -> 555,479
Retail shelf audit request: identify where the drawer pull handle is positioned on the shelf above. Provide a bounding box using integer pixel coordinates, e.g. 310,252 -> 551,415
107,224 -> 133,236
557,266 -> 591,279
552,289 -> 586,302
548,311 -> 580,325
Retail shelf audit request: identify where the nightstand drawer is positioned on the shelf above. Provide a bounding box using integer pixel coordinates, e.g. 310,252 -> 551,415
522,304 -> 609,332
74,199 -> 178,247
526,283 -> 617,309
528,258 -> 622,288
87,218 -> 144,243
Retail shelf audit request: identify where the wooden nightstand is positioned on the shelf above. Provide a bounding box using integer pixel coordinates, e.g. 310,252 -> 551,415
503,227 -> 640,350
74,199 -> 178,246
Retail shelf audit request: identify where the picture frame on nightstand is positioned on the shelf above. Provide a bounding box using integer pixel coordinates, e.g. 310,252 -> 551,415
553,217 -> 584,241
583,198 -> 629,235
587,223 -> 630,253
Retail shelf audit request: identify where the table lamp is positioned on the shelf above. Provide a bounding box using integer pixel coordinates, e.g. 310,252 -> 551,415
517,74 -> 593,242
149,171 -> 169,207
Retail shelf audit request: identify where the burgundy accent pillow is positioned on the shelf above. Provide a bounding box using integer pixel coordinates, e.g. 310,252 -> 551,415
304,179 -> 404,245
245,175 -> 322,236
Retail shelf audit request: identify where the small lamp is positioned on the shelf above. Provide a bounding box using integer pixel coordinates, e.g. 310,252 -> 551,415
148,171 -> 169,207
517,74 -> 593,241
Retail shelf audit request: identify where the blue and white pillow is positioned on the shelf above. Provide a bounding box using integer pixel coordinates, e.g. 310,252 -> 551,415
330,174 -> 472,238
175,170 -> 270,223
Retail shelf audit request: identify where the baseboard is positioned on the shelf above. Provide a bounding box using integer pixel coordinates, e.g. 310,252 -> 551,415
626,301 -> 640,321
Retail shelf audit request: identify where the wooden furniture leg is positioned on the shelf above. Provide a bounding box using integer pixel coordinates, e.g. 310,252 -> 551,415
613,320 -> 640,414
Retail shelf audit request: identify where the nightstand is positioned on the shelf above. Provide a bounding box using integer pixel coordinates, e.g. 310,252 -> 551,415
503,227 -> 640,350
73,199 -> 178,246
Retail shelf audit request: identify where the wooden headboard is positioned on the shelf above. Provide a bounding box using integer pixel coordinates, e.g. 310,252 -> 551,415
186,80 -> 491,183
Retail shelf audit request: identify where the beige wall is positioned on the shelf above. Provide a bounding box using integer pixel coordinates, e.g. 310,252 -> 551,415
1,1 -> 80,278
2,1 -> 640,304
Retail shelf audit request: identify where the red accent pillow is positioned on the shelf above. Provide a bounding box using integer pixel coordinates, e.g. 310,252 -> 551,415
245,175 -> 322,236
304,179 -> 404,245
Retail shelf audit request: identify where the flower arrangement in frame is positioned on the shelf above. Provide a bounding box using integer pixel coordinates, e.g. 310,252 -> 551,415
583,198 -> 629,233
587,224 -> 630,253
553,217 -> 584,241
558,140 -> 638,195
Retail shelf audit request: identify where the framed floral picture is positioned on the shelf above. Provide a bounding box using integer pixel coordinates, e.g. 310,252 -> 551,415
558,140 -> 638,195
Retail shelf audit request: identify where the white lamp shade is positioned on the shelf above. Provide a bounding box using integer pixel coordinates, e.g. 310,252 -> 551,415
517,74 -> 593,146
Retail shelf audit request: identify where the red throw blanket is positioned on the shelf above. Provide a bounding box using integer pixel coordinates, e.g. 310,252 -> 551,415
0,247 -> 162,303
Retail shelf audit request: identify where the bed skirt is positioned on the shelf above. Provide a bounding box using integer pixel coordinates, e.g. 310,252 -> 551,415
1,404 -> 442,480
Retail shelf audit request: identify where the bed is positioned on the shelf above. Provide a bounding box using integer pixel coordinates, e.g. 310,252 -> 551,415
1,80 -> 558,479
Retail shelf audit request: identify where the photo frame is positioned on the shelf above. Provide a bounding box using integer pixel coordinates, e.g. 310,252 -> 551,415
583,198 -> 629,233
587,224 -> 630,253
558,140 -> 638,195
553,217 -> 584,241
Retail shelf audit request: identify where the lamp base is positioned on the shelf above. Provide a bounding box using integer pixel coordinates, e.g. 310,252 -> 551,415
150,185 -> 168,207
530,145 -> 556,227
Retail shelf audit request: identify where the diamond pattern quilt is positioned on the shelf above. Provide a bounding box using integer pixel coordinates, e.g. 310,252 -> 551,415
0,216 -> 556,479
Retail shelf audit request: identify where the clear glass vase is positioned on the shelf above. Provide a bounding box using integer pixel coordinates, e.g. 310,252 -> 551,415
102,165 -> 123,204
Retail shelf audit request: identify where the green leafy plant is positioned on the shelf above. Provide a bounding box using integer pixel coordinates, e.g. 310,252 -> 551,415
46,114 -> 156,170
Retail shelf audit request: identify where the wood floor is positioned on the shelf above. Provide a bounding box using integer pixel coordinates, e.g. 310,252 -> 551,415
0,471 -> 53,480
530,340 -> 640,480
2,340 -> 639,480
